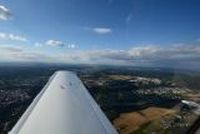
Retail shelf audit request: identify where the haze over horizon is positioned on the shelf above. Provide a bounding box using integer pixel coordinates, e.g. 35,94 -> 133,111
0,0 -> 200,70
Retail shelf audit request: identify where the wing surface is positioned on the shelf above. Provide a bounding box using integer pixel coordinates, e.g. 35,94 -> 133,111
9,71 -> 118,134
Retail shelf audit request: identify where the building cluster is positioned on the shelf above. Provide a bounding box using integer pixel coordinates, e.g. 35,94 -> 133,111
129,77 -> 162,85
136,87 -> 190,96
0,89 -> 30,108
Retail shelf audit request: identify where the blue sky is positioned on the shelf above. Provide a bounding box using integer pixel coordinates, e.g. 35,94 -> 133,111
0,0 -> 200,69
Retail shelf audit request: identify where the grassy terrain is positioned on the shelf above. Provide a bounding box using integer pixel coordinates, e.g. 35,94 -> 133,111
113,107 -> 175,134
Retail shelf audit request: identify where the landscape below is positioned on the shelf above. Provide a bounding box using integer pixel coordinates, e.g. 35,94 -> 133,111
0,64 -> 200,134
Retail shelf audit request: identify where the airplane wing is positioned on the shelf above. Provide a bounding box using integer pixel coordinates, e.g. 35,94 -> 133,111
9,71 -> 118,134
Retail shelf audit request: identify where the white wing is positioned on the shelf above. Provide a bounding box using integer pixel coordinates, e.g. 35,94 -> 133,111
9,71 -> 118,134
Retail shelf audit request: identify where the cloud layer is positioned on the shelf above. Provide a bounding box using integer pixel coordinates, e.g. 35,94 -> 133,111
0,45 -> 54,62
0,42 -> 200,70
54,44 -> 200,69
0,27 -> 193,67
0,5 -> 11,21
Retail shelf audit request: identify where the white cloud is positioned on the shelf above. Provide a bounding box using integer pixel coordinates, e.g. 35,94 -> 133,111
45,40 -> 65,47
34,42 -> 43,47
35,40 -> 78,48
0,5 -> 11,21
0,32 -> 27,42
67,44 -> 76,49
89,27 -> 112,34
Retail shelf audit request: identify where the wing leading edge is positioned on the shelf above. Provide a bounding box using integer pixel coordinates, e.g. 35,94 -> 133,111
9,71 -> 118,134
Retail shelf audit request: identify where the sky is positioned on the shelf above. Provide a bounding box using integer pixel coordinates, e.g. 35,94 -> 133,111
0,0 -> 200,70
